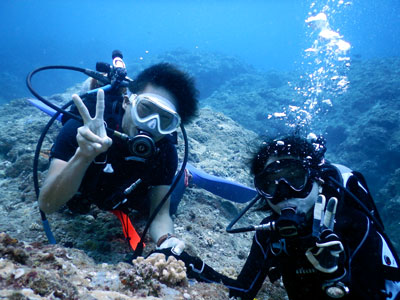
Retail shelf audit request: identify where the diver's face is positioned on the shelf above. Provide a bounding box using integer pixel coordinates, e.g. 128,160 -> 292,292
261,156 -> 320,215
122,84 -> 178,141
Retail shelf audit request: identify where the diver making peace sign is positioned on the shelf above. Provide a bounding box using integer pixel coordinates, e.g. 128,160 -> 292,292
38,63 -> 198,256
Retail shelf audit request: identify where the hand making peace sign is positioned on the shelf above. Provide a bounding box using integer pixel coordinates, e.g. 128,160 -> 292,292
72,89 -> 113,160
305,195 -> 344,274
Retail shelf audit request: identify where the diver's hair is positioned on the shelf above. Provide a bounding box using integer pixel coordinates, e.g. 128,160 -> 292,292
129,63 -> 199,124
250,135 -> 327,176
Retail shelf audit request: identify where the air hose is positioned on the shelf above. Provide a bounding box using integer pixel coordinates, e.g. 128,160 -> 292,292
27,65 -> 93,244
133,124 -> 189,258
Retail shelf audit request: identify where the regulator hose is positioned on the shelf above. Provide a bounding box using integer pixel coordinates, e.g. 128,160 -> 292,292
133,124 -> 189,258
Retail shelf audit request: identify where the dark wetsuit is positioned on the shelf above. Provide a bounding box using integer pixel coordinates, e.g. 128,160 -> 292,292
51,116 -> 177,213
167,165 -> 400,300
226,204 -> 397,299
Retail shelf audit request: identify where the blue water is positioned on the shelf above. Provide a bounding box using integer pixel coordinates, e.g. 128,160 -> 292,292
0,0 -> 399,102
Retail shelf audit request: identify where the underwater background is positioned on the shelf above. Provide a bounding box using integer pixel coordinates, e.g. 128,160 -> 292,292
1,0 -> 399,100
0,1 -> 400,298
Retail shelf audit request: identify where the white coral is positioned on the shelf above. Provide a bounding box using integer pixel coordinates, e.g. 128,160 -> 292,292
132,253 -> 187,286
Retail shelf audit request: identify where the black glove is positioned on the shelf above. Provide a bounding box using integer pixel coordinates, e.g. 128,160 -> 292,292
149,248 -> 225,283
305,229 -> 344,273
306,195 -> 344,273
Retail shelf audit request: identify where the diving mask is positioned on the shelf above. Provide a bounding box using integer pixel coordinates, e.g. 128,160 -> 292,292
254,159 -> 314,205
130,93 -> 180,136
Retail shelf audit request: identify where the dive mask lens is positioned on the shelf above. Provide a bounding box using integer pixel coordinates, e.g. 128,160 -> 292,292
255,159 -> 309,199
133,93 -> 180,134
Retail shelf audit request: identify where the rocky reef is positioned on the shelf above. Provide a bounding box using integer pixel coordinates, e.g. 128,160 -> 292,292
0,92 -> 285,299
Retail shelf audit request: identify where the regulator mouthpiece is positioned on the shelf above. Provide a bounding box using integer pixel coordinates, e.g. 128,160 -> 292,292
127,134 -> 157,159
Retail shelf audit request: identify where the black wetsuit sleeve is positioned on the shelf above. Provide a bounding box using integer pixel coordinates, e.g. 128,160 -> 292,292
50,119 -> 81,162
184,235 -> 271,299
152,218 -> 274,299
228,228 -> 273,300
152,228 -> 273,300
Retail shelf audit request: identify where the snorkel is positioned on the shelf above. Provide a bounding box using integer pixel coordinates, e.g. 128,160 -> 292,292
27,51 -> 189,256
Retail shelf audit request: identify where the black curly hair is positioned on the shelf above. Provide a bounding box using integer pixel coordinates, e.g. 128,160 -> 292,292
250,135 -> 327,177
129,63 -> 199,124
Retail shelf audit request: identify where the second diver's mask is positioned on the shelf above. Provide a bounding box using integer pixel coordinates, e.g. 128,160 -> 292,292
254,159 -> 318,214
127,93 -> 180,159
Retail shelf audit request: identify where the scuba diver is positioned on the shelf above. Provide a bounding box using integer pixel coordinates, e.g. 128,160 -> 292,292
154,135 -> 400,299
28,50 -> 258,259
37,62 -> 198,256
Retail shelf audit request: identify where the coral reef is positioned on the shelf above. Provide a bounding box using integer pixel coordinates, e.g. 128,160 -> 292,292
119,254 -> 188,296
0,232 -> 231,299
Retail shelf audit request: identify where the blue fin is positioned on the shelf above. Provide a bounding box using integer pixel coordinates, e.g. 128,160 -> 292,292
186,163 -> 256,203
27,98 -> 63,121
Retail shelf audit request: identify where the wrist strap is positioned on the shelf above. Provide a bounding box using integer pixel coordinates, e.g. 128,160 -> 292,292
157,233 -> 176,247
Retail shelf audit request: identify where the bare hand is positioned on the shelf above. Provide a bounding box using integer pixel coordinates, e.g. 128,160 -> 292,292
72,89 -> 112,160
157,237 -> 185,256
